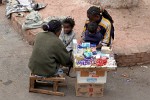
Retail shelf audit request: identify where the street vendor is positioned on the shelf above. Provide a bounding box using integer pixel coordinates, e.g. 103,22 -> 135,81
28,20 -> 73,77
81,6 -> 114,49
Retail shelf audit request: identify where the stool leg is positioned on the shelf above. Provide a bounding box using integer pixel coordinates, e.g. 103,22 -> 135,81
29,77 -> 35,92
53,82 -> 58,92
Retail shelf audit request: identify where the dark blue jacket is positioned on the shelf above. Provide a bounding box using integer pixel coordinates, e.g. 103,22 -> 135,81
84,30 -> 103,45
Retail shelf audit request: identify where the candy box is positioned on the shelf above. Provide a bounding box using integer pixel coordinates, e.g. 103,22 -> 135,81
83,51 -> 93,59
82,42 -> 91,48
76,58 -> 95,66
77,60 -> 91,66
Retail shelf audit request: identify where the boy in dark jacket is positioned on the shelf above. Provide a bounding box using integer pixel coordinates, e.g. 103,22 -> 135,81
82,22 -> 103,46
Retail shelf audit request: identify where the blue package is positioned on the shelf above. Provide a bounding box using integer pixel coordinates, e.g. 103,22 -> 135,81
83,52 -> 93,59
92,51 -> 97,55
82,42 -> 90,48
90,44 -> 96,47
87,78 -> 97,83
78,45 -> 83,48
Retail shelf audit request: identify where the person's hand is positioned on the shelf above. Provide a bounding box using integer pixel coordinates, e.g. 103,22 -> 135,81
79,39 -> 83,44
96,43 -> 103,51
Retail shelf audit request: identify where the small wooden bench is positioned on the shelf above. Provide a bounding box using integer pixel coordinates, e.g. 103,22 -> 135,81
29,74 -> 66,96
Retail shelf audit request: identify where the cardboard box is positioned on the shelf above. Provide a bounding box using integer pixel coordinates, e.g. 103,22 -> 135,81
80,71 -> 105,77
76,83 -> 104,97
77,71 -> 107,84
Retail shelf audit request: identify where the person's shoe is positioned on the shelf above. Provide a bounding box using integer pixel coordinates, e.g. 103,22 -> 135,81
61,67 -> 69,74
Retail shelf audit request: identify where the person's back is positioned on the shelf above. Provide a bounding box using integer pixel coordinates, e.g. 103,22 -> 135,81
28,20 -> 72,77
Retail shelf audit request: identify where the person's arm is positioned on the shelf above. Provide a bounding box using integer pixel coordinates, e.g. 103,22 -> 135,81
102,22 -> 111,46
96,33 -> 104,50
80,28 -> 86,43
54,40 -> 72,67
81,26 -> 87,38
81,32 -> 85,43
81,26 -> 86,43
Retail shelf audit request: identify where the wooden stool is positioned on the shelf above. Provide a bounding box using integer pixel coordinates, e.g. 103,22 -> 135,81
29,74 -> 66,96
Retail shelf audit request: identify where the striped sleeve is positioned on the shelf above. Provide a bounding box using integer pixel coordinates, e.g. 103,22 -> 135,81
100,17 -> 111,46
102,23 -> 111,46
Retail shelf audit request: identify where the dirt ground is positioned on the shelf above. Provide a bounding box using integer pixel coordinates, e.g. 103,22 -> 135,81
31,0 -> 150,55
0,0 -> 150,99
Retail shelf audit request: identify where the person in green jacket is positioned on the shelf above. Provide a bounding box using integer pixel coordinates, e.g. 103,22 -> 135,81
28,20 -> 73,77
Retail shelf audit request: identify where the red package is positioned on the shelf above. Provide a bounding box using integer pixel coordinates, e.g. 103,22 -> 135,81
102,57 -> 107,65
96,58 -> 107,66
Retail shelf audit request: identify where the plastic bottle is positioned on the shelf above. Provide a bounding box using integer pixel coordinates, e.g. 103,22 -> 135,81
73,39 -> 78,54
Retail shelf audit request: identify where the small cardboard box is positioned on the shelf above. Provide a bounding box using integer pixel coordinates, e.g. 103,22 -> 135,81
77,71 -> 107,84
80,70 -> 105,77
76,83 -> 104,97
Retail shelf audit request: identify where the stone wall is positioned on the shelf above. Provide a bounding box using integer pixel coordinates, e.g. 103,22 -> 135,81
115,52 -> 150,67
85,0 -> 139,8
